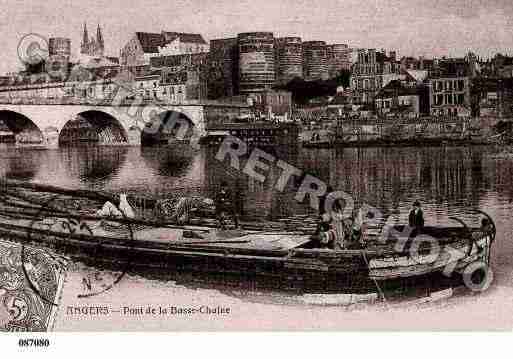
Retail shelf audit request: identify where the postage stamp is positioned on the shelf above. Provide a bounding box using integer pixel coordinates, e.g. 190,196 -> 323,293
0,239 -> 67,332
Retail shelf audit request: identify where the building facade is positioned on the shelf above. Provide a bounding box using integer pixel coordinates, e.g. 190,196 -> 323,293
208,38 -> 239,99
473,78 -> 513,118
150,53 -> 209,102
250,89 -> 293,121
374,79 -> 426,117
0,71 -> 119,101
350,49 -> 401,105
429,59 -> 472,117
120,31 -> 208,70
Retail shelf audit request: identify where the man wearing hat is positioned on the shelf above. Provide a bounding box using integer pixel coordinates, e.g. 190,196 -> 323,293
215,181 -> 239,230
409,200 -> 425,228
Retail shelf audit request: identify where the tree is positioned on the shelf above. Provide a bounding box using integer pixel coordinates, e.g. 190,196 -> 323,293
275,69 -> 351,105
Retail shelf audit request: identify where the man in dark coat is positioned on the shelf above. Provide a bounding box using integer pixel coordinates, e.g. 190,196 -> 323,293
215,181 -> 239,230
409,200 -> 425,228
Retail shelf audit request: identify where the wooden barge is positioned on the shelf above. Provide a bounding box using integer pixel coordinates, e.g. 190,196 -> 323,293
0,181 -> 497,298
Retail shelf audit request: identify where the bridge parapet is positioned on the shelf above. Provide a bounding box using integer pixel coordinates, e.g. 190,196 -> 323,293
0,96 -> 251,108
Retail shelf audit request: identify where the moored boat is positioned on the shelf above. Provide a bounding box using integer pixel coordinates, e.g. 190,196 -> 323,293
0,181 -> 497,299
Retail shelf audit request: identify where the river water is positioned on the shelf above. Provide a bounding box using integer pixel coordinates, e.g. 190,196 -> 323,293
1,143 -> 513,330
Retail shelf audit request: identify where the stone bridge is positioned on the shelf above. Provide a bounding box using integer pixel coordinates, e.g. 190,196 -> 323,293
0,100 -> 250,148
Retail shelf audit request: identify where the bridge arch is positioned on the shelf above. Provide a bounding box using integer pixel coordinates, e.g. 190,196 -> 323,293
0,110 -> 47,147
141,110 -> 196,146
59,110 -> 129,146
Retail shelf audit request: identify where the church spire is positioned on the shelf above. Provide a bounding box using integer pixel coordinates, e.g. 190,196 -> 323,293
81,22 -> 89,55
97,24 -> 104,48
82,22 -> 89,47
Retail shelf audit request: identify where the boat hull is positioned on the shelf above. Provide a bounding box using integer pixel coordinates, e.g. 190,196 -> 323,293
0,222 -> 492,298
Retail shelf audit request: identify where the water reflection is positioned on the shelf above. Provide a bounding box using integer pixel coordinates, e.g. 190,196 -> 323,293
60,146 -> 129,186
140,145 -> 196,178
1,144 -> 513,281
0,144 -> 511,215
294,146 -> 504,212
0,145 -> 42,181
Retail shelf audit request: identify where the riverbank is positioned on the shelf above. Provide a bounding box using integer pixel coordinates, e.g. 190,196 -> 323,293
301,138 -> 494,149
300,116 -> 512,148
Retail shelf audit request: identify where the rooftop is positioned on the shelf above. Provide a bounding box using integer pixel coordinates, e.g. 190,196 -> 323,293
136,31 -> 208,53
162,32 -> 207,45
431,58 -> 471,78
375,80 -> 420,99
136,32 -> 166,53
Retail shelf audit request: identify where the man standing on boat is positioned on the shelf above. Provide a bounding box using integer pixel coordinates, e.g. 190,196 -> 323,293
409,200 -> 425,228
317,186 -> 347,249
215,181 -> 239,230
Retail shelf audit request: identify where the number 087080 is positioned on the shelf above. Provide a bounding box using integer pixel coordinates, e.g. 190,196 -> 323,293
18,338 -> 50,347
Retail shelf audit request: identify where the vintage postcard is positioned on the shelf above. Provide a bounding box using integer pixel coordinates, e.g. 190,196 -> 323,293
0,0 -> 512,340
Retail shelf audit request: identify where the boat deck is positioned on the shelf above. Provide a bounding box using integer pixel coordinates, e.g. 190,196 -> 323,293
129,226 -> 312,251
0,184 -> 493,258
0,214 -> 313,252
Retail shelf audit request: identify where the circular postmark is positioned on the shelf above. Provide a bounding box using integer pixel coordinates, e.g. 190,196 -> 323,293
17,33 -> 49,66
23,193 -> 136,303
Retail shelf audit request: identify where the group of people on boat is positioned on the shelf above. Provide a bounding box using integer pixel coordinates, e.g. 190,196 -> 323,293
95,183 -> 429,250
314,186 -> 364,250
314,188 -> 426,250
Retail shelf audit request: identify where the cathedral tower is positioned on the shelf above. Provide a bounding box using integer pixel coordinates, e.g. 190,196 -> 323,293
80,22 -> 105,57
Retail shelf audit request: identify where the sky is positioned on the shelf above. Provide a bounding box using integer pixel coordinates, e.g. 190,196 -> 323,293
1,0 -> 512,74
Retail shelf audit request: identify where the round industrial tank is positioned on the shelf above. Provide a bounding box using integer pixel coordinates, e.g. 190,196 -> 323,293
238,32 -> 275,94
48,37 -> 71,58
275,37 -> 303,85
302,41 -> 328,81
